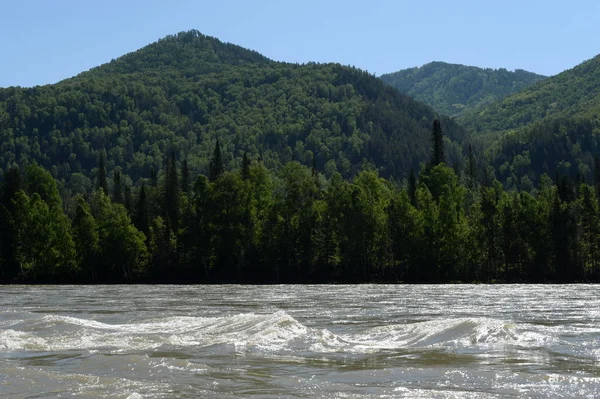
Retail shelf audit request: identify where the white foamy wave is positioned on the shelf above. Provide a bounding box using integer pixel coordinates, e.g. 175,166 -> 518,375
0,311 -> 557,355
345,317 -> 556,352
0,310 -> 345,354
0,329 -> 48,351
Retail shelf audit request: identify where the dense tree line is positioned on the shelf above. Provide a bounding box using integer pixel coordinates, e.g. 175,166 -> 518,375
1,121 -> 600,284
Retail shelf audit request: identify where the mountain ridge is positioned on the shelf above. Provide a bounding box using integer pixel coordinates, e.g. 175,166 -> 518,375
0,30 -> 468,187
380,62 -> 546,117
460,54 -> 600,133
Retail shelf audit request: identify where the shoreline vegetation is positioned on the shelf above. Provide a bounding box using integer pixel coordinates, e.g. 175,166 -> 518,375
2,120 -> 600,285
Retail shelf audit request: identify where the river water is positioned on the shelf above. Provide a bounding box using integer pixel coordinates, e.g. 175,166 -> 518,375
0,285 -> 599,398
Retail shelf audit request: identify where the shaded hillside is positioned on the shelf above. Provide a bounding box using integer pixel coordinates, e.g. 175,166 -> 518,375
380,62 -> 546,117
459,55 -> 600,189
0,30 -> 467,194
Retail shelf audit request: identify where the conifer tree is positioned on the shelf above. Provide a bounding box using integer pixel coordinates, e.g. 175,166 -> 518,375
467,144 -> 477,188
72,195 -> 99,281
408,167 -> 417,207
209,140 -> 223,182
150,166 -> 158,187
181,159 -> 190,193
594,154 -> 600,199
431,119 -> 445,167
164,151 -> 180,230
97,152 -> 108,194
124,185 -> 132,212
112,170 -> 123,204
134,183 -> 149,235
242,152 -> 251,180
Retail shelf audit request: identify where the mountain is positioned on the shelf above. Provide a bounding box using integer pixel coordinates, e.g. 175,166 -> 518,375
462,55 -> 600,188
380,62 -> 546,117
0,30 -> 467,191
80,30 -> 272,78
460,55 -> 600,133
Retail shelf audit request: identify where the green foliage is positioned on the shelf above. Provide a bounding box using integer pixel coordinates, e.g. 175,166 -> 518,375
11,190 -> 76,280
381,62 -> 546,117
0,155 -> 599,283
461,55 -> 600,133
3,31 -> 600,284
72,195 -> 100,280
458,56 -> 600,189
89,190 -> 148,281
0,31 -> 467,189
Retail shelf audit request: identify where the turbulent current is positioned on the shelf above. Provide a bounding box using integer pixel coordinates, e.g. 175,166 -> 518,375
1,285 -> 600,398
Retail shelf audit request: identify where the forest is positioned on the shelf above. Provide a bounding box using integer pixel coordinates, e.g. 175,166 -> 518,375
0,30 -> 467,189
2,30 -> 600,284
1,120 -> 599,284
380,62 -> 546,117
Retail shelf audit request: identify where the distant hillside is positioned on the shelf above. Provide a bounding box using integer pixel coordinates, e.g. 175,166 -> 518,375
380,62 -> 546,117
463,55 -> 600,188
0,30 -> 468,193
460,55 -> 600,133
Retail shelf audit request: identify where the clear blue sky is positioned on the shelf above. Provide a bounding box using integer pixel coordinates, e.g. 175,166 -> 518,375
1,0 -> 599,87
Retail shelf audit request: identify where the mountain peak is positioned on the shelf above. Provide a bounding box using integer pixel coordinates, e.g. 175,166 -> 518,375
81,30 -> 272,78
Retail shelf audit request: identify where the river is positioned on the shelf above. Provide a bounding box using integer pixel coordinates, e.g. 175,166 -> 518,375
0,285 -> 599,398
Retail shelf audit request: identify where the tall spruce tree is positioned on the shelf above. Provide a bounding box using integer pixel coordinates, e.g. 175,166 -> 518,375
150,166 -> 158,187
164,151 -> 180,230
209,140 -> 224,182
431,119 -> 445,167
97,152 -> 108,194
467,144 -> 477,188
242,152 -> 251,180
594,154 -> 600,199
134,183 -> 149,235
181,159 -> 190,193
408,167 -> 417,207
124,185 -> 132,212
112,170 -> 123,204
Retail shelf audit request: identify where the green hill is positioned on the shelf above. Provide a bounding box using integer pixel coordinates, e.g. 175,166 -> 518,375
461,55 -> 600,188
380,62 -> 546,117
461,55 -> 600,133
0,30 -> 467,191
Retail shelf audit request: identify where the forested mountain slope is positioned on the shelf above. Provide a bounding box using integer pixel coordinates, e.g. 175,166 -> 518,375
461,55 -> 600,133
380,62 -> 546,117
462,55 -> 600,188
0,30 -> 467,193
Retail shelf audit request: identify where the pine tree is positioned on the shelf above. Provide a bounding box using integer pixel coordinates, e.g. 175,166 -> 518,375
134,183 -> 149,236
181,159 -> 190,193
242,152 -> 251,180
594,154 -> 600,199
431,119 -> 445,167
467,144 -> 477,188
150,166 -> 158,188
408,167 -> 417,207
72,195 -> 99,281
124,185 -> 132,212
97,152 -> 108,194
112,169 -> 123,204
164,151 -> 180,230
209,140 -> 223,182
